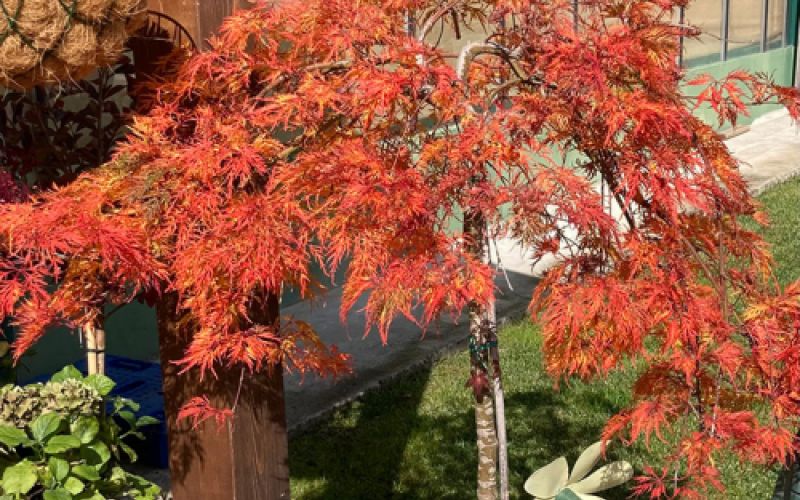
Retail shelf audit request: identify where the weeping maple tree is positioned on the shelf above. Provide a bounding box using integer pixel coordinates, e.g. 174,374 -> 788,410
1,0 -> 800,499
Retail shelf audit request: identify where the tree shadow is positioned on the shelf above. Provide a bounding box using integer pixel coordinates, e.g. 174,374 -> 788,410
288,367 -> 630,499
289,364 -> 436,499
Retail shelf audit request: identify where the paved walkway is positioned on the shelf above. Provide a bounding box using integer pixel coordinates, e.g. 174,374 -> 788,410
731,109 -> 800,195
142,109 -> 800,492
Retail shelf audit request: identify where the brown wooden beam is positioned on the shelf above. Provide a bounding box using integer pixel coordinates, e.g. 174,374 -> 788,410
157,293 -> 290,500
146,0 -> 258,48
138,3 -> 290,498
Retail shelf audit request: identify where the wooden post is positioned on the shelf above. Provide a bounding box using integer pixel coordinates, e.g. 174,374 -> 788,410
140,3 -> 289,498
157,293 -> 290,500
145,0 -> 257,49
83,320 -> 106,375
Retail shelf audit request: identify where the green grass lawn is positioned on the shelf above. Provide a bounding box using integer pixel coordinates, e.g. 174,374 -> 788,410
289,178 -> 800,499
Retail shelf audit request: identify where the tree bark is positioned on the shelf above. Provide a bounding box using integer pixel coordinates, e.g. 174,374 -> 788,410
487,298 -> 509,500
157,292 -> 290,500
467,212 -> 500,500
475,389 -> 499,500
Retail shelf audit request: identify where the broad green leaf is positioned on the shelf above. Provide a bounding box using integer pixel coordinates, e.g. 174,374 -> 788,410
135,416 -> 159,428
106,466 -> 127,485
50,366 -> 83,383
1,460 -> 38,495
80,440 -> 110,467
124,431 -> 146,441
64,476 -> 84,495
84,374 -> 115,397
119,442 -> 138,463
0,425 -> 28,448
117,411 -> 137,429
70,417 -> 99,445
113,398 -> 139,414
44,435 -> 82,454
43,488 -> 73,500
31,414 -> 64,443
524,456 -> 569,498
71,464 -> 100,482
125,472 -> 161,498
49,457 -> 70,482
75,489 -> 105,500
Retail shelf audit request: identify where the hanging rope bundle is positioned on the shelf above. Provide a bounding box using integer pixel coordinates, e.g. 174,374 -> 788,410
0,0 -> 145,89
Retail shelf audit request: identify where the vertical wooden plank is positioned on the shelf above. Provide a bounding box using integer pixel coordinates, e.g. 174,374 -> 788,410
197,0 -> 233,47
140,3 -> 289,498
157,293 -> 290,500
146,0 -> 201,43
146,0 -> 241,48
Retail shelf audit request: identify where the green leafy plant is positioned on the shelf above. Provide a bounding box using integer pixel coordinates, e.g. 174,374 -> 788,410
524,442 -> 632,500
0,366 -> 161,499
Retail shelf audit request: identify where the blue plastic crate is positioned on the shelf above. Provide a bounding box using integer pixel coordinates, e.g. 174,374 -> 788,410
25,355 -> 168,468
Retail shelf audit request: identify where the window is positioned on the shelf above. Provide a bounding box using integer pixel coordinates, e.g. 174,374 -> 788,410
727,0 -> 764,57
682,0 -> 787,67
684,0 -> 723,65
767,0 -> 786,49
423,12 -> 489,63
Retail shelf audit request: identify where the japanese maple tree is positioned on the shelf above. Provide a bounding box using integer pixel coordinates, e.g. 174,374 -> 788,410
1,0 -> 800,499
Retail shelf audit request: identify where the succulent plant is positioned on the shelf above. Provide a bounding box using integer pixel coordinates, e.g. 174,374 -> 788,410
524,442 -> 633,500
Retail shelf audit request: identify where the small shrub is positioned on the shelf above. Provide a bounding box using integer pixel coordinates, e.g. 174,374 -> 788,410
0,366 -> 161,499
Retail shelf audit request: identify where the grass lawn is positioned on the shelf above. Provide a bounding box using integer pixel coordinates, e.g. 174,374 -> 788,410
289,177 -> 800,499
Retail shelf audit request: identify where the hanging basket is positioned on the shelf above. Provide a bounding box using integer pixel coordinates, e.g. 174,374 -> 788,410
0,0 -> 146,89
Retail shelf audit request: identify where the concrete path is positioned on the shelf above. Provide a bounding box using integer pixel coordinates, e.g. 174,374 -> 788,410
730,109 -> 800,195
283,267 -> 538,431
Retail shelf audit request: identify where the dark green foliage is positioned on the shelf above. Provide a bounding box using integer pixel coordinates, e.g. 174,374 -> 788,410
0,367 -> 160,499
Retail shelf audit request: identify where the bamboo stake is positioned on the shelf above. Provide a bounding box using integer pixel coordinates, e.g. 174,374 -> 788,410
84,319 -> 106,375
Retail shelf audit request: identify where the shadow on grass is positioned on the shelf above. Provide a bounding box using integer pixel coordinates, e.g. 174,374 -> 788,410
289,366 -> 629,500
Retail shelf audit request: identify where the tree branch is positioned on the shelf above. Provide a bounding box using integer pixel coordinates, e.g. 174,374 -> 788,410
418,0 -> 464,42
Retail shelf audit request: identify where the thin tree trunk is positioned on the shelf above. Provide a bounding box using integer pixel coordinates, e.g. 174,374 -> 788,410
783,460 -> 796,499
84,318 -> 106,375
487,298 -> 510,500
475,394 -> 499,500
492,373 -> 509,500
467,212 -> 500,500
471,302 -> 499,500
782,438 -> 798,499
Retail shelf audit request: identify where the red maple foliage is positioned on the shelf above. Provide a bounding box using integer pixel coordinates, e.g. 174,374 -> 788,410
1,0 -> 799,497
